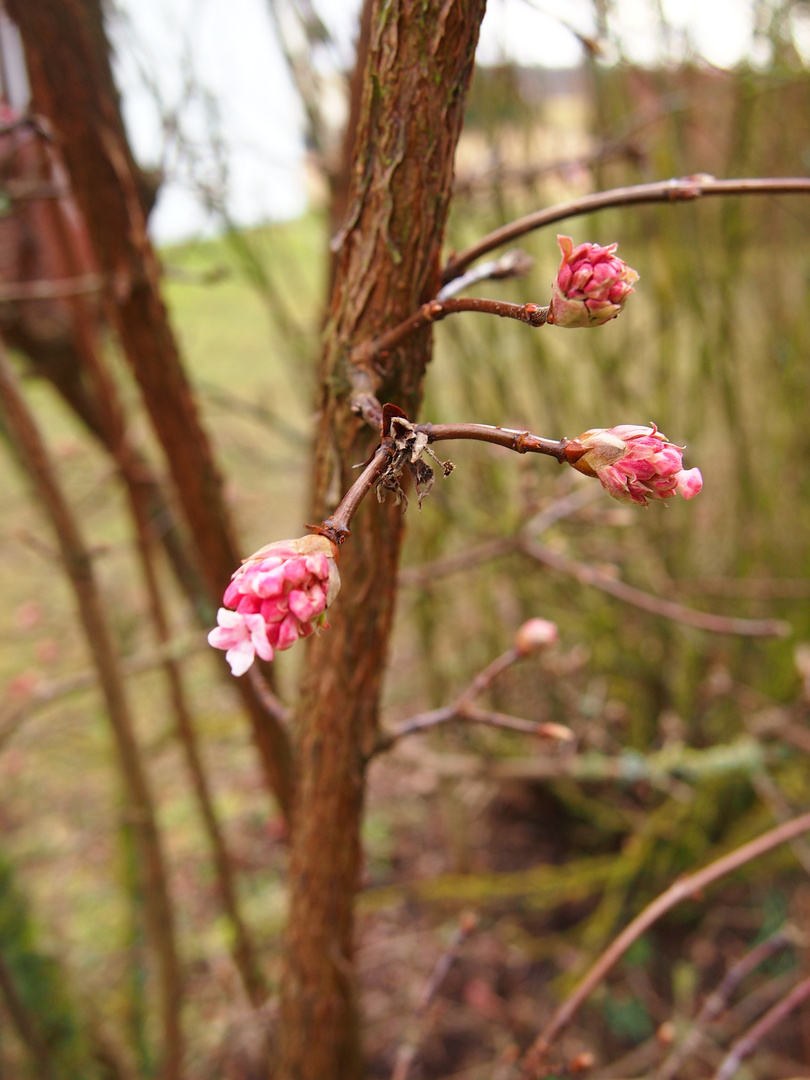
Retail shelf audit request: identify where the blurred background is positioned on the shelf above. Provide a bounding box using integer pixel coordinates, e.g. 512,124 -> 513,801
1,0 -> 810,1076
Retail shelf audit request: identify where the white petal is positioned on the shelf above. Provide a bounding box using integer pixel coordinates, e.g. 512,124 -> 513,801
225,642 -> 255,676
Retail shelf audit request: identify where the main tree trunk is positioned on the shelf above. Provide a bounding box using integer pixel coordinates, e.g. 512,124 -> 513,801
279,3 -> 486,1078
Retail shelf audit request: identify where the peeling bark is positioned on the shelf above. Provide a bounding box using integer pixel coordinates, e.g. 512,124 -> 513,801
279,4 -> 486,1077
6,0 -> 295,819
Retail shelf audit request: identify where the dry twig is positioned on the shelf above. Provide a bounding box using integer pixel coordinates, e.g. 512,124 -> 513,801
520,811 -> 810,1077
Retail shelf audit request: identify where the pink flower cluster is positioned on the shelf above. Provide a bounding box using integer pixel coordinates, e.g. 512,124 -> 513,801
549,235 -> 639,328
565,424 -> 703,507
208,535 -> 340,676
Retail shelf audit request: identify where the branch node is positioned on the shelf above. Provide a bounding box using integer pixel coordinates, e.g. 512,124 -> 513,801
306,520 -> 351,546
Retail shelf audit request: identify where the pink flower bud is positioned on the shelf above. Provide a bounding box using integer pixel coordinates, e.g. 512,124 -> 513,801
514,618 -> 559,655
208,534 -> 340,676
548,235 -> 639,328
564,424 -> 703,507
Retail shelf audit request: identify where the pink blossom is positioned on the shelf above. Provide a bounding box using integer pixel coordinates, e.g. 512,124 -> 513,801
548,235 -> 639,328
564,424 -> 703,507
208,535 -> 340,676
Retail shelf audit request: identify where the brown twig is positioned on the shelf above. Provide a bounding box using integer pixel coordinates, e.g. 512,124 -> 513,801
0,635 -> 205,752
399,536 -> 519,588
442,175 -> 810,284
377,645 -> 523,752
710,973 -> 810,1080
520,810 -> 810,1077
0,343 -> 185,1077
656,928 -> 792,1080
457,647 -> 524,705
375,640 -> 569,755
750,770 -> 810,876
0,273 -> 103,302
397,487 -> 601,589
425,422 -> 566,460
460,704 -> 572,740
247,665 -> 292,725
375,705 -> 456,751
376,703 -> 568,754
520,537 -> 790,638
390,912 -> 479,1080
319,444 -> 395,541
126,466 -> 268,1006
436,249 -> 534,300
351,297 -> 549,370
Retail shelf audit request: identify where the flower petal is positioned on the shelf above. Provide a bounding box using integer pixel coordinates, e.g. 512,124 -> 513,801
225,641 -> 256,676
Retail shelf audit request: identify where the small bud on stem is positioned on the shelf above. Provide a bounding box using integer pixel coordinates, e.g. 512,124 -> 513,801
514,618 -> 559,655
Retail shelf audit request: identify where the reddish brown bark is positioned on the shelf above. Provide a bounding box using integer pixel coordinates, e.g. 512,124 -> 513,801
6,0 -> 294,819
0,344 -> 184,1080
279,3 -> 486,1077
327,0 -> 373,267
0,112 -> 210,619
127,483 -> 267,1007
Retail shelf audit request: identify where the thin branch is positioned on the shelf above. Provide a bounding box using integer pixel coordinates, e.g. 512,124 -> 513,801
126,462 -> 268,1006
710,974 -> 810,1080
375,705 -> 456,750
656,929 -> 792,1080
0,635 -> 204,751
436,249 -> 534,300
750,769 -> 810,875
425,423 -> 566,460
520,537 -> 790,637
319,444 -> 394,539
457,647 -> 524,705
375,636 -> 570,755
397,487 -> 601,589
376,703 -> 569,753
461,703 -> 573,740
0,273 -> 103,302
442,175 -> 810,284
390,913 -> 478,1080
399,536 -> 519,588
519,810 -> 810,1078
248,665 -> 292,725
376,642 -> 527,753
351,298 -> 549,370
0,342 -> 185,1076
321,421 -> 567,537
